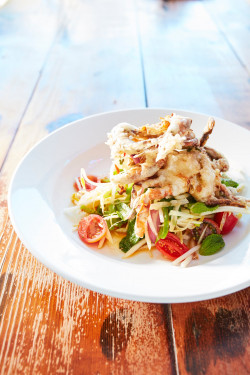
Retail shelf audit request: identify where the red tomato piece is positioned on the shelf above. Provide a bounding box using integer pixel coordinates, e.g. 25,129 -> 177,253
73,177 -> 82,191
85,175 -> 99,191
156,233 -> 189,261
78,214 -> 107,244
193,218 -> 220,242
214,212 -> 238,234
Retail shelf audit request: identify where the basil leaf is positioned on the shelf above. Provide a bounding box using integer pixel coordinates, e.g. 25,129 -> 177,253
199,234 -> 225,256
189,202 -> 219,214
116,203 -> 131,221
156,207 -> 169,242
119,218 -> 141,253
221,178 -> 239,188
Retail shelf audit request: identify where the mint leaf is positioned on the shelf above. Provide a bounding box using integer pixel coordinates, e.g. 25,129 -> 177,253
221,178 -> 239,188
156,207 -> 169,242
119,218 -> 141,253
199,234 -> 225,256
189,202 -> 219,214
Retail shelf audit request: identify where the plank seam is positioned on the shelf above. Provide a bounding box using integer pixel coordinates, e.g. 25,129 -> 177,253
0,225 -> 15,276
168,304 -> 180,375
0,241 -> 24,371
162,304 -> 179,375
203,1 -> 250,76
0,19 -> 66,174
134,0 -> 148,107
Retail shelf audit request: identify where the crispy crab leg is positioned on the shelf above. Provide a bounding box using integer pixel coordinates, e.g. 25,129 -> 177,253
200,117 -> 215,147
206,183 -> 248,208
204,147 -> 229,172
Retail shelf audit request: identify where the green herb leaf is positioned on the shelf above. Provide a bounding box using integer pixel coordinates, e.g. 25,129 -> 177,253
103,190 -> 112,199
121,183 -> 134,204
113,168 -> 124,175
160,197 -> 172,202
221,178 -> 239,188
100,177 -> 110,183
156,207 -> 169,242
126,183 -> 133,196
80,205 -> 97,214
119,218 -> 141,253
189,202 -> 219,214
199,234 -> 225,256
107,218 -> 126,230
103,204 -> 115,216
96,205 -> 103,215
116,203 -> 131,221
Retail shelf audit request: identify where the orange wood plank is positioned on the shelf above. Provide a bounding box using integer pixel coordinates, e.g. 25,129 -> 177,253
0,1 -> 175,373
1,0 -> 250,374
0,219 -> 175,374
171,289 -> 250,375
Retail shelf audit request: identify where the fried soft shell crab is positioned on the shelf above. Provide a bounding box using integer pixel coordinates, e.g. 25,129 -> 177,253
106,114 -> 248,238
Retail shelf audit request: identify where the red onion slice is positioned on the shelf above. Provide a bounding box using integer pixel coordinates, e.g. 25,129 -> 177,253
131,155 -> 141,164
147,210 -> 160,243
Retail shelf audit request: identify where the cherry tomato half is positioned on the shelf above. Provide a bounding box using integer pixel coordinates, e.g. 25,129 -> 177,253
78,214 -> 107,244
214,212 -> 238,234
156,233 -> 189,261
193,218 -> 220,242
74,175 -> 99,192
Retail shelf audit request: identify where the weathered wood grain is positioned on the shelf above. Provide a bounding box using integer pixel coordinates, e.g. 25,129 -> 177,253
0,220 -> 175,375
136,0 -> 250,128
0,0 -> 250,374
0,0 -> 146,228
0,0 -> 59,169
171,288 -> 250,375
13,0 -> 145,137
0,0 -> 145,233
0,0 -> 174,374
204,0 -> 250,72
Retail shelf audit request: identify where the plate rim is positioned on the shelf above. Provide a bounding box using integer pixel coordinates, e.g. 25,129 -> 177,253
8,107 -> 250,302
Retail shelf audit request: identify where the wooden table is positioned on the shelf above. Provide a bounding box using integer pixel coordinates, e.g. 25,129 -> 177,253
0,0 -> 249,373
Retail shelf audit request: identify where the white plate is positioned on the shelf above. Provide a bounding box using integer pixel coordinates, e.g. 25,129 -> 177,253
8,109 -> 250,302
